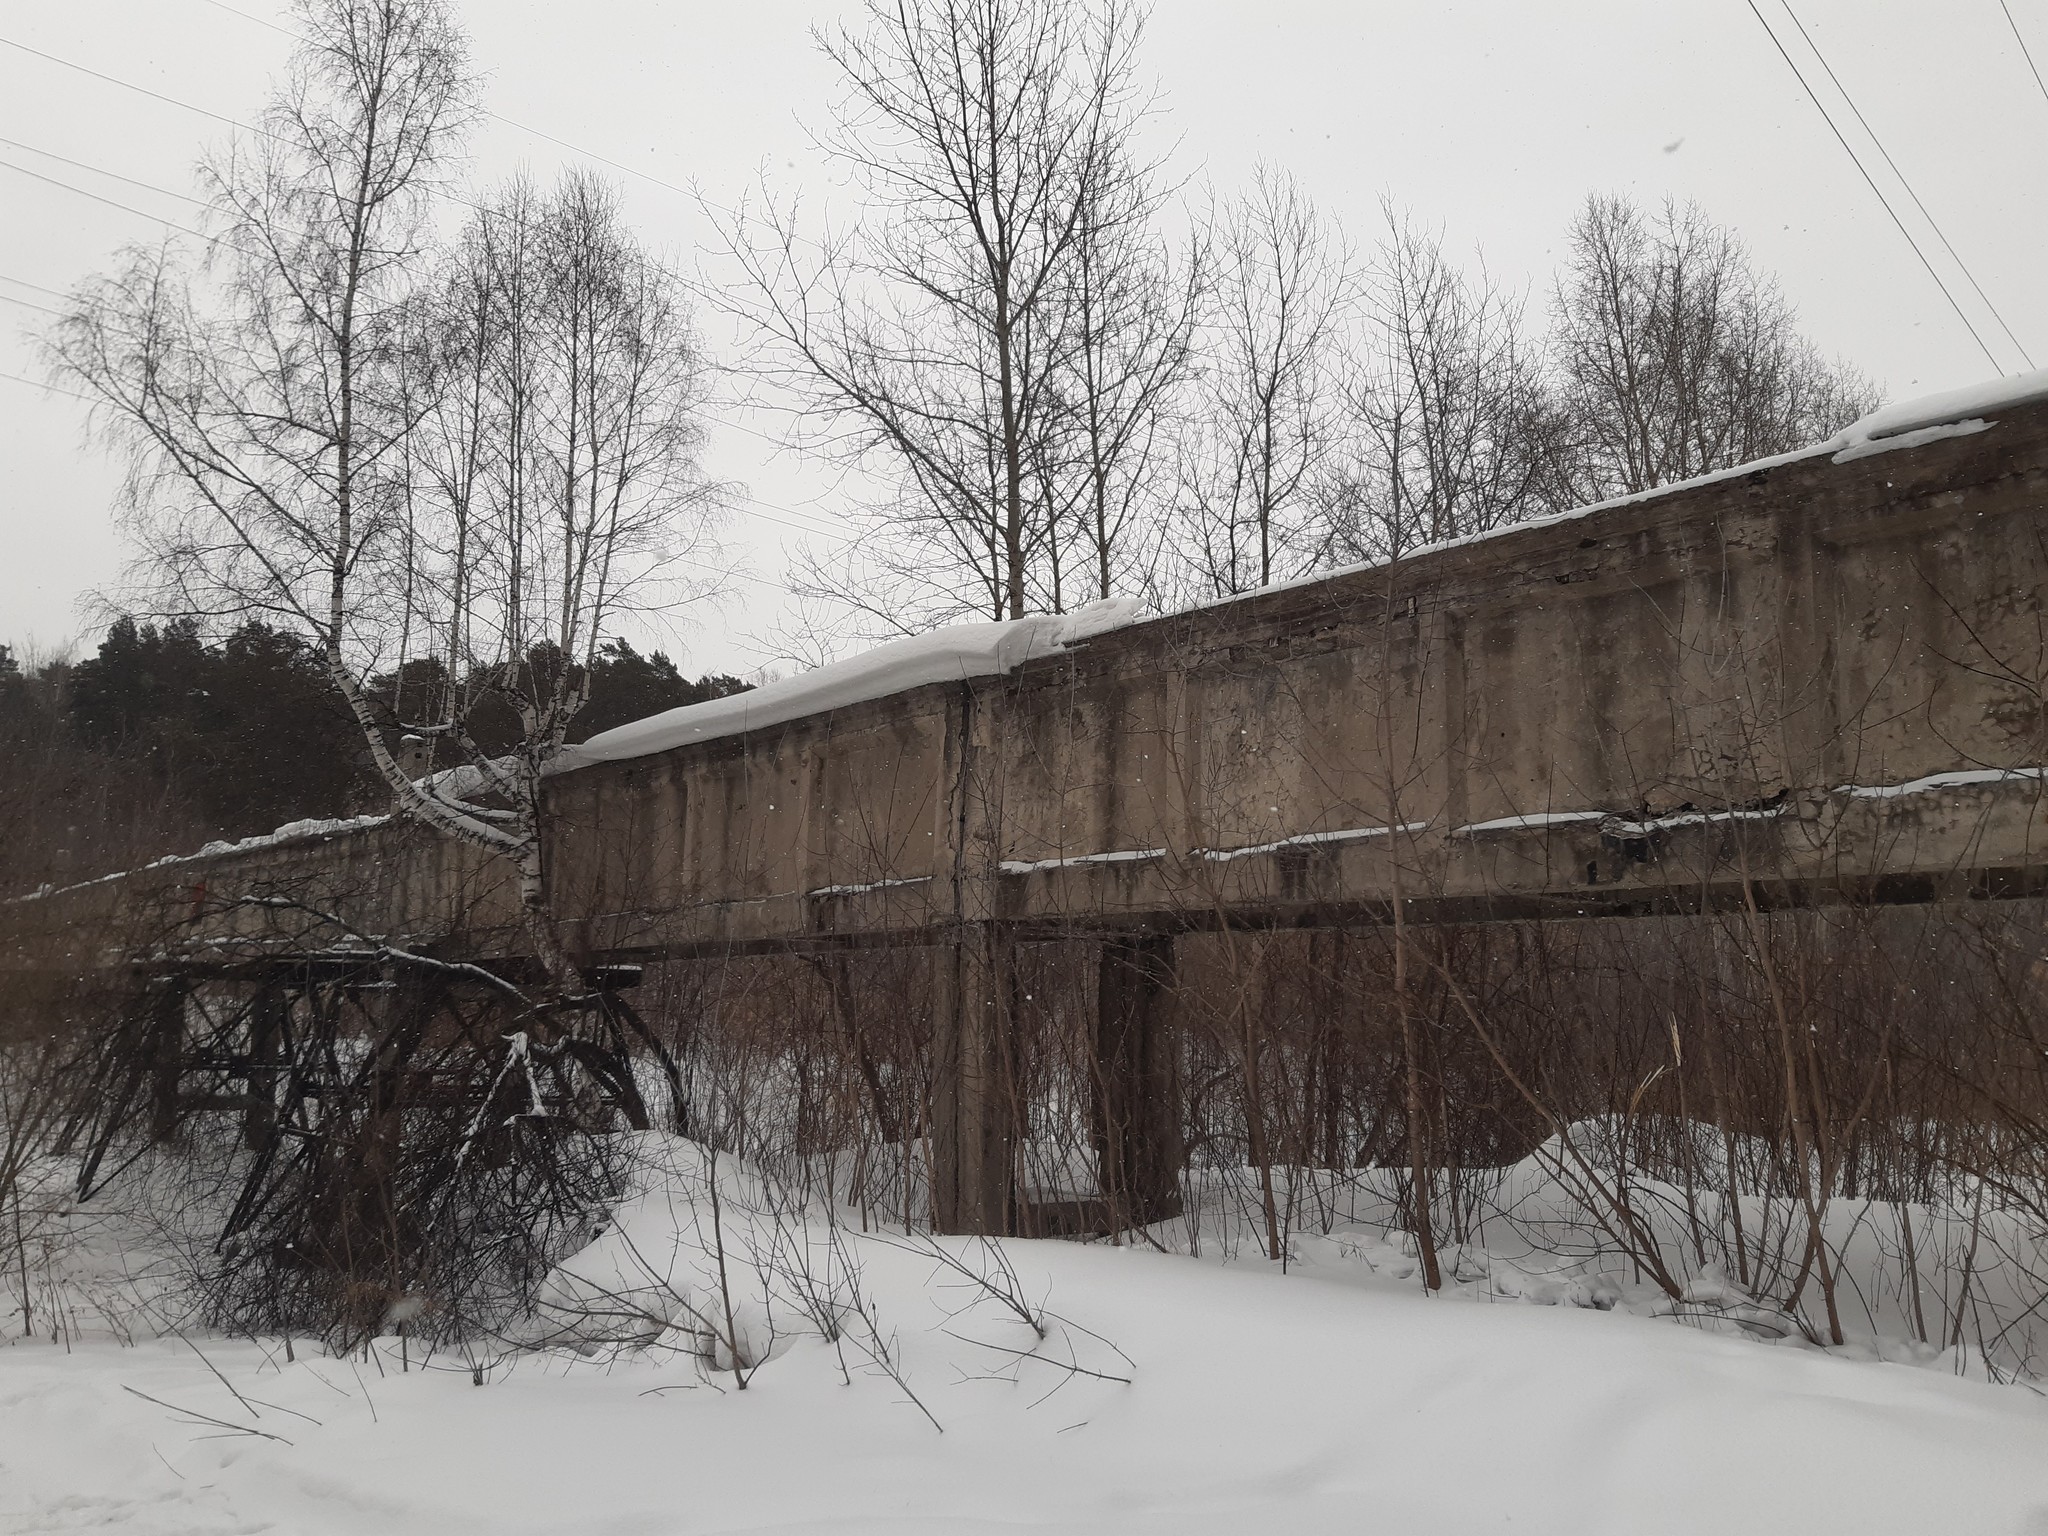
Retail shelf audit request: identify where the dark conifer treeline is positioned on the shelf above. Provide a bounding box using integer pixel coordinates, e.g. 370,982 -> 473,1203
0,624 -> 746,894
66,618 -> 371,839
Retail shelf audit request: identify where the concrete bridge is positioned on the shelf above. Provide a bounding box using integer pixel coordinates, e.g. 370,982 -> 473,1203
11,374 -> 2048,1231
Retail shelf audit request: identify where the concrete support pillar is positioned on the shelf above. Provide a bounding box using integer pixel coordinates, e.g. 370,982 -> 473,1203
243,982 -> 286,1151
147,980 -> 188,1142
1094,934 -> 1184,1228
931,923 -> 1018,1235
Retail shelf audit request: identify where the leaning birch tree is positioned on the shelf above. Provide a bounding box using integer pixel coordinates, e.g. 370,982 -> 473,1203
47,0 -> 719,986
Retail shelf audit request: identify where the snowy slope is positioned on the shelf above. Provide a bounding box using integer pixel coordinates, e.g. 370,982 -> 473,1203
3,1237 -> 2045,1536
5,1137 -> 2047,1536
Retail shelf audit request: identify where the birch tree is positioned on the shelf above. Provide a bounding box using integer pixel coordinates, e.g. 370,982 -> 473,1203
53,0 -> 472,766
395,172 -> 721,977
48,0 -> 719,985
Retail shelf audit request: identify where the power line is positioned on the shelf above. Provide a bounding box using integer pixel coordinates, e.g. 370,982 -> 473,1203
1779,2 -> 2033,368
0,33 -> 744,309
0,272 -> 69,300
740,491 -> 851,538
2003,0 -> 2048,108
0,30 -> 856,548
193,0 -> 739,218
0,374 -> 803,595
0,23 -> 832,326
0,365 -> 809,603
0,147 -> 851,539
0,369 -> 95,404
0,35 -> 251,134
196,0 -> 290,35
0,48 -> 824,577
639,556 -> 793,596
188,0 -> 848,275
0,182 -> 836,542
0,319 -> 836,545
727,496 -> 845,541
0,370 -> 806,590
0,175 -> 838,541
0,135 -> 828,489
1744,0 -> 2004,372
0,155 -> 217,245
0,347 -> 832,536
0,133 -> 212,210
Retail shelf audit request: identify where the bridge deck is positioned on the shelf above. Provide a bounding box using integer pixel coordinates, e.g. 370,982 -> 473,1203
8,390 -> 2048,974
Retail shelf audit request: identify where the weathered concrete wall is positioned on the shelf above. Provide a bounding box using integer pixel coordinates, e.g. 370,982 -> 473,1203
10,397 -> 2048,974
545,399 -> 2048,957
0,817 -> 516,979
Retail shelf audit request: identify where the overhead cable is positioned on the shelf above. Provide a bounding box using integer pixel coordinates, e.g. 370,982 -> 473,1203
0,271 -> 69,300
194,0 -> 754,219
0,35 -> 251,133
2002,0 -> 2048,108
1780,2 -> 2033,367
0,155 -> 217,245
0,133 -> 212,210
0,369 -> 801,591
0,151 -> 843,542
0,32 -> 854,545
0,368 -> 95,403
1744,0 -> 2003,372
1,32 -> 761,331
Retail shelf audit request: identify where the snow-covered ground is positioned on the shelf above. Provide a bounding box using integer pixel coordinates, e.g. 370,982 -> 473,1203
5,1135 -> 2047,1535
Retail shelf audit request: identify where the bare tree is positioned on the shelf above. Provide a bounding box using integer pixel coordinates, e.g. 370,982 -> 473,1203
48,3 -> 719,985
721,0 -> 1154,631
1548,194 -> 1880,502
50,0 -> 473,789
398,171 -> 723,978
1326,207 -> 1561,562
1174,167 -> 1350,599
1038,146 -> 1202,609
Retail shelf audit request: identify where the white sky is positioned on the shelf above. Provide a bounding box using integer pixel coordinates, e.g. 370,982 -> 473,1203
3,0 -> 2045,676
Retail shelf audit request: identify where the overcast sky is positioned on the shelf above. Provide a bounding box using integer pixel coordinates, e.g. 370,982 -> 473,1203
4,0 -> 2045,675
